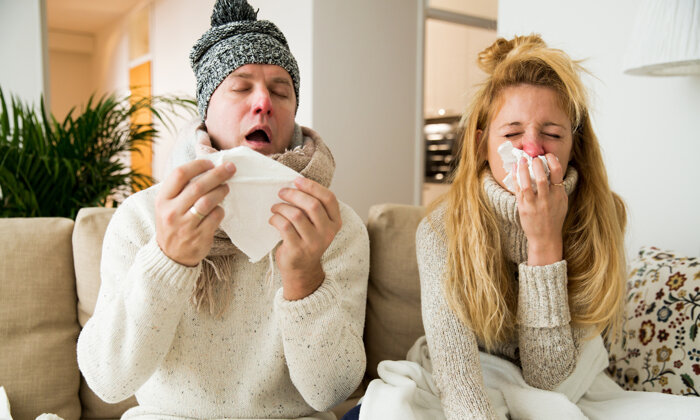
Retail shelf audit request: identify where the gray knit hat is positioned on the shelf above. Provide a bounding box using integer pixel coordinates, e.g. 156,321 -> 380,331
190,0 -> 300,119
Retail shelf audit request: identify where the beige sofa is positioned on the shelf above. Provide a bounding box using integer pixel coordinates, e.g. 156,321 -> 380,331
2,204 -> 697,419
0,204 -> 426,420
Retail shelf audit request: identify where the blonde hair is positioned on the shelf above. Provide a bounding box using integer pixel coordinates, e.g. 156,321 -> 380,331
434,34 -> 627,350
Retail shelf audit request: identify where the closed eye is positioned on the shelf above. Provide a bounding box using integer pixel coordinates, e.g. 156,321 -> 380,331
545,133 -> 561,138
504,133 -> 521,138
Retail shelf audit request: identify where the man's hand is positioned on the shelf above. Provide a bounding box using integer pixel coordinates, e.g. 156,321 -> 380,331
155,160 -> 236,267
269,177 -> 342,300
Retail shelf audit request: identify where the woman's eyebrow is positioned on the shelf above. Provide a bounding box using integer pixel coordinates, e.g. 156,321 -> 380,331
499,122 -> 522,129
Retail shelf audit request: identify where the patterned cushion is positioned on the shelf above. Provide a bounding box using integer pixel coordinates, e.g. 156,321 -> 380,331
607,246 -> 700,396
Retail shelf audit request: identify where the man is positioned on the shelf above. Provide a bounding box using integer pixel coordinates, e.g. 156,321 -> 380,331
77,1 -> 369,419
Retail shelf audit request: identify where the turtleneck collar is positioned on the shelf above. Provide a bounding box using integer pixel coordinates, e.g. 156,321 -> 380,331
481,166 -> 579,264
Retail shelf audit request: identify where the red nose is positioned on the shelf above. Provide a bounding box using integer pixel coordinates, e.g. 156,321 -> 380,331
522,143 -> 544,157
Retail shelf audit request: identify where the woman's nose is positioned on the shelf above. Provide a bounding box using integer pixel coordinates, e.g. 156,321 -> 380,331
521,135 -> 545,157
252,89 -> 272,116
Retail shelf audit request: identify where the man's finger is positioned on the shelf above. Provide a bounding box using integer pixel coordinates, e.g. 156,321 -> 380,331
278,188 -> 330,228
269,212 -> 302,245
293,177 -> 341,223
177,162 -> 236,211
271,202 -> 316,241
160,160 -> 215,200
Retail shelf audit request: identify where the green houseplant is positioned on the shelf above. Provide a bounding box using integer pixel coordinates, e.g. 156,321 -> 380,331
0,88 -> 195,219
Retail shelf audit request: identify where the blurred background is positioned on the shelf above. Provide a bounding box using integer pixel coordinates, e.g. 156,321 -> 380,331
0,0 -> 698,257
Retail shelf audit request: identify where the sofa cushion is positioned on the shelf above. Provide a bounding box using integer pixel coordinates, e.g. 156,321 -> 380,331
73,207 -> 137,418
364,204 -> 426,381
607,246 -> 700,396
0,217 -> 81,420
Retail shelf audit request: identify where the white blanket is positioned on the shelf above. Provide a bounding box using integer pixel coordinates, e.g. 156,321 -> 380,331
359,336 -> 700,420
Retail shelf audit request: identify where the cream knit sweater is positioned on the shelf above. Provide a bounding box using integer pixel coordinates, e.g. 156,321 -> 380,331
77,184 -> 369,419
417,168 -> 586,420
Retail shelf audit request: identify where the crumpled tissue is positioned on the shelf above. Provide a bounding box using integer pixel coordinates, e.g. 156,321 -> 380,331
202,146 -> 300,263
497,142 -> 550,193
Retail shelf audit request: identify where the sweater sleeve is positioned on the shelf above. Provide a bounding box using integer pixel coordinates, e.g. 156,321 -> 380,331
76,189 -> 200,403
516,260 -> 579,390
273,202 -> 369,412
416,215 -> 498,420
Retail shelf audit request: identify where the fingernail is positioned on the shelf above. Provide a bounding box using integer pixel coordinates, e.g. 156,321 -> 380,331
224,162 -> 235,173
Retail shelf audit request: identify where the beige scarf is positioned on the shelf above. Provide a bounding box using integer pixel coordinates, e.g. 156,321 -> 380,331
187,123 -> 336,315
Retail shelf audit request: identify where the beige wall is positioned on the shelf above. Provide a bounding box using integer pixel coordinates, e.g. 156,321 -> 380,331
49,50 -> 93,120
312,0 -> 422,218
424,20 -> 495,118
429,0 -> 498,20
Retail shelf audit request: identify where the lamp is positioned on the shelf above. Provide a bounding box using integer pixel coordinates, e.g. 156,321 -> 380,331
623,0 -> 700,76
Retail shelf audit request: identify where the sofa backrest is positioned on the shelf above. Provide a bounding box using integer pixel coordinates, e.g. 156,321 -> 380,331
364,203 -> 426,381
0,217 -> 82,420
73,207 -> 137,419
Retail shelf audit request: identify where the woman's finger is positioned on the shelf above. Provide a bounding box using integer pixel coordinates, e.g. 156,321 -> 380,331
546,153 -> 564,185
517,158 -> 536,202
531,158 -> 550,199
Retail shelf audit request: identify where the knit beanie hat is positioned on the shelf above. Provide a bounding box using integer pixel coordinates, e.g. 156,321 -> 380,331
190,0 -> 300,119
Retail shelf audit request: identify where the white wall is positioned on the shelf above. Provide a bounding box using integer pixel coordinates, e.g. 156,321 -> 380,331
0,0 -> 49,106
312,0 -> 421,219
93,19 -> 129,97
498,0 -> 700,257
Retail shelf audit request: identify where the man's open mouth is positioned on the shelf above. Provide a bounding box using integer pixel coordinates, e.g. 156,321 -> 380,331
245,129 -> 270,143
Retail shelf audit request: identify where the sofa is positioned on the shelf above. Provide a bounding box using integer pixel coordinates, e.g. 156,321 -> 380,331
0,204 -> 697,419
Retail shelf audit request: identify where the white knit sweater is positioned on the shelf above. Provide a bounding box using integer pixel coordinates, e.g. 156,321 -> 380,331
77,184 -> 369,419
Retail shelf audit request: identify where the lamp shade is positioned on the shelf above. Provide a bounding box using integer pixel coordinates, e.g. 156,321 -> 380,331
623,0 -> 700,76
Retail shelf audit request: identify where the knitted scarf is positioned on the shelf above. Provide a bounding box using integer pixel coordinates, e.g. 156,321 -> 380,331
180,122 -> 335,315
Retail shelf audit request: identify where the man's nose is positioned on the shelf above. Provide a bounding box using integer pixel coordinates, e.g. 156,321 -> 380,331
521,134 -> 545,157
252,89 -> 272,116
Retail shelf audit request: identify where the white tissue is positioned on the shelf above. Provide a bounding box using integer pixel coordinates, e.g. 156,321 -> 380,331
497,142 -> 550,193
202,146 -> 300,263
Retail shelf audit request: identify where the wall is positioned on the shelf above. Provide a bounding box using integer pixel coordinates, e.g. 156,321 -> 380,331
312,0 -> 421,218
498,0 -> 700,257
48,31 -> 94,120
0,0 -> 49,106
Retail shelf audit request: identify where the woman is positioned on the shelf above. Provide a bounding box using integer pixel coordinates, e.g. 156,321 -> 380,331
417,33 -> 626,419
350,34 -> 700,420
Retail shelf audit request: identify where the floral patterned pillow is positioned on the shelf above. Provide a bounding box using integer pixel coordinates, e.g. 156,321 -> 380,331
607,246 -> 700,396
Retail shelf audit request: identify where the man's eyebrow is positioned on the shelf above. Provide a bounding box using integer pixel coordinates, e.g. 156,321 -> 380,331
231,72 -> 253,79
270,77 -> 292,86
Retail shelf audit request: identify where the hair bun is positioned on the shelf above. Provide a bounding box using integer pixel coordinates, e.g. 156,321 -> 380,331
211,0 -> 258,26
477,34 -> 547,74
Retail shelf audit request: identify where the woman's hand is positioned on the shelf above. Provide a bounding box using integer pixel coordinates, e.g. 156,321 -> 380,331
155,160 -> 236,267
514,154 -> 568,266
269,177 -> 342,300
